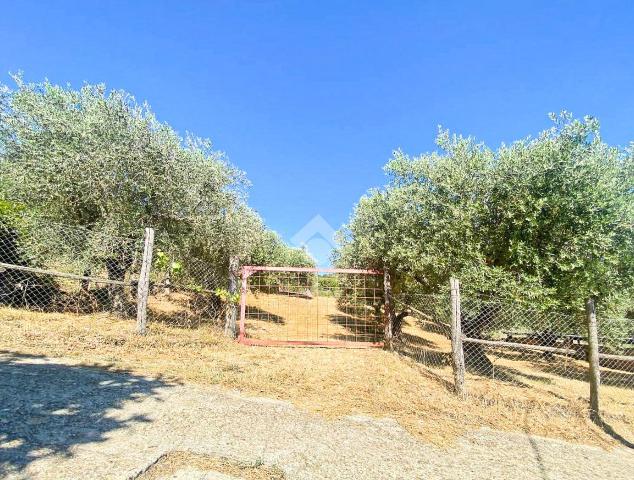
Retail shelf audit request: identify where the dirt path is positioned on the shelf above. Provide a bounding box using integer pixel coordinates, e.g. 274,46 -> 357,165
1,352 -> 632,480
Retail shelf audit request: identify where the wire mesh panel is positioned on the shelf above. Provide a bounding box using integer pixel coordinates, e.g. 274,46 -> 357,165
393,291 -> 633,415
239,266 -> 384,347
596,316 -> 634,391
459,296 -> 587,384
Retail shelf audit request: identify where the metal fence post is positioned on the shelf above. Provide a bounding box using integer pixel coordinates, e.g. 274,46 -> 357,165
136,227 -> 155,335
450,278 -> 466,398
224,256 -> 239,338
585,298 -> 601,423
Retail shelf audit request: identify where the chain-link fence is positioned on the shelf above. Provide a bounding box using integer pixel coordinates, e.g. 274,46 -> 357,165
0,218 -> 232,330
458,295 -> 633,391
0,218 -> 143,315
393,288 -> 634,420
2,218 -> 631,425
145,242 -> 230,328
393,293 -> 453,382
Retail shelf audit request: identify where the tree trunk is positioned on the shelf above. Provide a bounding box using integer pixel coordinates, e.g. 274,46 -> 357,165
106,252 -> 133,315
393,311 -> 408,338
81,268 -> 91,291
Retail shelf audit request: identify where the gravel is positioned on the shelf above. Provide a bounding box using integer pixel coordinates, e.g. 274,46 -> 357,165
1,352 -> 632,480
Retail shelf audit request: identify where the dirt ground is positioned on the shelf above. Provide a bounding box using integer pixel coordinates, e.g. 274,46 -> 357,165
244,291 -> 383,343
1,352 -> 633,480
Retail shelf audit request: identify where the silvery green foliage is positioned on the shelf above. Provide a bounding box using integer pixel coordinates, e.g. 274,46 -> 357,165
0,76 -> 300,277
250,230 -> 314,267
336,113 -> 634,316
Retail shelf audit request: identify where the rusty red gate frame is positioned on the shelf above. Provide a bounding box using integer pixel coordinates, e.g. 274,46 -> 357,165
238,266 -> 385,348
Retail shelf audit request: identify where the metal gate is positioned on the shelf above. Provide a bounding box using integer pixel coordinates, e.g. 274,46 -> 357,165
238,266 -> 385,347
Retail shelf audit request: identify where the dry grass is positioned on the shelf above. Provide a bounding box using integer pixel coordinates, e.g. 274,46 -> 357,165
0,302 -> 632,450
400,318 -> 634,429
136,451 -> 285,480
245,291 -> 382,342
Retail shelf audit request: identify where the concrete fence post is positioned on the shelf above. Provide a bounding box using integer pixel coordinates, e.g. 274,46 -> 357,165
136,227 -> 155,335
224,256 -> 239,338
450,278 -> 466,398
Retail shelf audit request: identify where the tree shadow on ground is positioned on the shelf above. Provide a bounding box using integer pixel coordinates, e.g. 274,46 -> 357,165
245,306 -> 285,324
474,347 -> 634,388
395,332 -> 451,368
0,351 -> 173,477
387,322 -> 455,392
328,313 -> 383,342
394,318 -> 452,369
599,420 -> 634,449
395,318 -> 536,387
147,290 -> 224,328
534,357 -> 634,388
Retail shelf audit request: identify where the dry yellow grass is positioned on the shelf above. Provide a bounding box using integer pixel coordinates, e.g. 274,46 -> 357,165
245,291 -> 382,342
136,451 -> 285,480
0,302 -> 631,449
400,317 -> 634,430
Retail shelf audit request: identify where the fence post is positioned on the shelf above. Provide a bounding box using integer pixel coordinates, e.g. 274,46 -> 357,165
238,267 -> 249,342
136,227 -> 155,335
450,278 -> 466,398
224,256 -> 239,338
585,298 -> 601,423
383,268 -> 394,350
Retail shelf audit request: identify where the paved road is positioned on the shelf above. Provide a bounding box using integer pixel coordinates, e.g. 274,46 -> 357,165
1,353 -> 632,480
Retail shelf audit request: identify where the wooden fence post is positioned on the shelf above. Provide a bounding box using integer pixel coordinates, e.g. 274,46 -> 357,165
383,268 -> 395,350
585,298 -> 601,423
450,278 -> 466,398
136,228 -> 155,335
224,256 -> 239,338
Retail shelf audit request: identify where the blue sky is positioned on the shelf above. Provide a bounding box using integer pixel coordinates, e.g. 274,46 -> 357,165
2,1 -> 633,264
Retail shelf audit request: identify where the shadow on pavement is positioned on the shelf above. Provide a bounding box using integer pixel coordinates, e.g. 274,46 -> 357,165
0,351 -> 173,476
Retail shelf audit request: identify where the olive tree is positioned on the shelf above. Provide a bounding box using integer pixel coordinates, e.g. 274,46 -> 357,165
0,76 -> 288,308
336,114 -> 634,321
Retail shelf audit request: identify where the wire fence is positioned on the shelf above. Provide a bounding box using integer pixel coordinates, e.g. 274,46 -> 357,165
459,296 -> 633,390
393,293 -> 452,373
0,219 -> 231,328
240,267 -> 384,346
146,244 -> 229,328
0,219 -> 143,315
394,290 -> 634,415
1,217 -> 632,427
